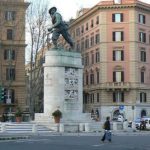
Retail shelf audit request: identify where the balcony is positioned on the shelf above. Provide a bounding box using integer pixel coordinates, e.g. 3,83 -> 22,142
105,82 -> 131,91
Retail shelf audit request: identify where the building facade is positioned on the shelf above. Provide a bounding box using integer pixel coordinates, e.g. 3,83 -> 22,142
70,0 -> 150,121
0,0 -> 29,120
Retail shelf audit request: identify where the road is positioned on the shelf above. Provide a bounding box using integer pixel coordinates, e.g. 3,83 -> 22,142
0,134 -> 150,150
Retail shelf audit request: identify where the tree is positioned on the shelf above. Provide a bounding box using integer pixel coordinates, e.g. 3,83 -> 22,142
26,0 -> 50,119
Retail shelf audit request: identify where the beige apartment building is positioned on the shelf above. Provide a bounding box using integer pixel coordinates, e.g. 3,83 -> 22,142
70,0 -> 150,121
0,0 -> 29,120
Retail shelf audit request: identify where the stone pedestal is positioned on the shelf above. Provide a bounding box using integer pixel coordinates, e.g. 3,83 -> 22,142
35,49 -> 91,127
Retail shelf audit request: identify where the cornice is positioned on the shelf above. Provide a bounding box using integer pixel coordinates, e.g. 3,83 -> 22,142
71,3 -> 150,27
0,2 -> 30,8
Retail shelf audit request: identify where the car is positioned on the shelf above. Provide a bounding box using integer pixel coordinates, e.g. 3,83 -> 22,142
134,118 -> 141,129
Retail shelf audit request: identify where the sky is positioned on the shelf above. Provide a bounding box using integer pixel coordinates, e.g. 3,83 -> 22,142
25,0 -> 150,21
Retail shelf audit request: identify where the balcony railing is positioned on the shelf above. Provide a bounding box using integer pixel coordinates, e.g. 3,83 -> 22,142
105,82 -> 131,91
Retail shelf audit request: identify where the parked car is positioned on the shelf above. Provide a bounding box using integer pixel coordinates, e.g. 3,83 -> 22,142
134,117 -> 150,130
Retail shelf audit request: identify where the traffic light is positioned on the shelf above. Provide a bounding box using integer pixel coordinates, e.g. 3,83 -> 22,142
0,87 -> 6,101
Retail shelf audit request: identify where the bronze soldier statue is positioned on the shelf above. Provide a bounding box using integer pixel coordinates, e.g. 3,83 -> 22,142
48,7 -> 74,49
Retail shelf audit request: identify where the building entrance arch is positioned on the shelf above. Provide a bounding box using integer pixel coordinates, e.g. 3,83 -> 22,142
141,109 -> 146,117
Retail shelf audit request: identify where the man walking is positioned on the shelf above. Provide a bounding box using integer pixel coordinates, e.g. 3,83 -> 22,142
101,116 -> 112,142
48,7 -> 74,49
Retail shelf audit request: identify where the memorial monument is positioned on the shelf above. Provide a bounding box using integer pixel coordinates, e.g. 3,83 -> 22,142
35,7 -> 91,132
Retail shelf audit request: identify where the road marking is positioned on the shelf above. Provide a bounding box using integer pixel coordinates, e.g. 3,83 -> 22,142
92,144 -> 105,147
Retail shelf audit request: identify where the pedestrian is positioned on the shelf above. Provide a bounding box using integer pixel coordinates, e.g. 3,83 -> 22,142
101,116 -> 112,142
48,7 -> 74,49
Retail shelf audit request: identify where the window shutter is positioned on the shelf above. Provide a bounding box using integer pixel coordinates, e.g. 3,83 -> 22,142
140,93 -> 142,102
113,92 -> 116,102
113,51 -> 115,61
144,51 -> 146,62
121,51 -> 124,61
4,50 -> 7,60
113,32 -> 115,41
143,33 -> 146,43
138,14 -> 140,23
121,13 -> 123,22
143,15 -> 145,24
121,92 -> 124,102
121,31 -> 124,41
12,50 -> 15,60
113,72 -> 116,82
112,14 -> 115,22
121,71 -> 124,82
11,89 -> 15,103
144,93 -> 146,102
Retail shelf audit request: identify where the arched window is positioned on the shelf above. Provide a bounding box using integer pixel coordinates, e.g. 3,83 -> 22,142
141,110 -> 146,117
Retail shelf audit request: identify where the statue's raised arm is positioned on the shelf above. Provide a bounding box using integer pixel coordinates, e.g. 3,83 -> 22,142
48,7 -> 74,50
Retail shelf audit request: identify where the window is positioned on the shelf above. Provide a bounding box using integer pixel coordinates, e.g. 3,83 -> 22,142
139,32 -> 146,43
141,71 -> 144,83
113,50 -> 124,61
90,93 -> 94,103
90,36 -> 94,46
5,11 -> 16,21
113,91 -> 124,102
139,14 -> 146,24
140,51 -> 146,62
140,92 -> 146,103
76,28 -> 80,36
97,93 -> 99,102
113,31 -> 124,41
81,40 -> 84,50
96,51 -> 100,63
97,71 -> 99,84
85,55 -> 89,66
4,49 -> 15,60
113,71 -> 124,82
81,25 -> 84,33
91,19 -> 94,28
86,75 -> 88,85
85,38 -> 89,49
91,53 -> 94,64
86,23 -> 88,30
76,43 -> 80,52
96,16 -> 99,24
6,67 -> 15,81
95,34 -> 100,44
4,89 -> 15,104
82,57 -> 84,65
90,73 -> 94,84
112,13 -> 123,22
7,29 -> 14,40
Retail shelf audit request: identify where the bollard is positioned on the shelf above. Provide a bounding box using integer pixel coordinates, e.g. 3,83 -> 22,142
113,122 -> 117,131
85,123 -> 90,132
123,121 -> 128,131
1,124 -> 6,133
131,122 -> 136,130
79,123 -> 84,132
59,123 -> 64,133
32,124 -> 37,133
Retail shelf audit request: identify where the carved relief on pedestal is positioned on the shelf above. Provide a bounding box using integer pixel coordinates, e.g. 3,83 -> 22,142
64,67 -> 79,100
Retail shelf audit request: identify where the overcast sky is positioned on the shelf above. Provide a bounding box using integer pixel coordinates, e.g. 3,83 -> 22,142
25,0 -> 150,21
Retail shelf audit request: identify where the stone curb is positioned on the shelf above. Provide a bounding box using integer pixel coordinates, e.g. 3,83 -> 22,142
0,136 -> 30,141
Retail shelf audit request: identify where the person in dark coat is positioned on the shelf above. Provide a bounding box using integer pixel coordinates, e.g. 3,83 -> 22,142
48,7 -> 74,49
101,116 -> 111,142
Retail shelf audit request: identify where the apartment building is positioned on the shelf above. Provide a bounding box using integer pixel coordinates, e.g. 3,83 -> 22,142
70,0 -> 150,121
0,0 -> 29,120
